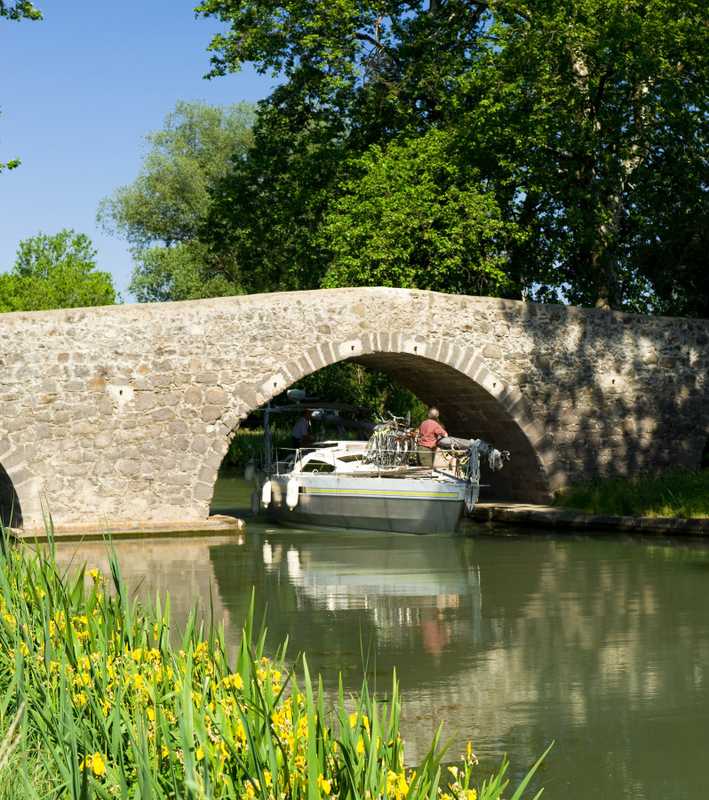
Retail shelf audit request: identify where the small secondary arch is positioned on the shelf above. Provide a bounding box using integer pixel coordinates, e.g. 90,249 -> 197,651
0,463 -> 22,529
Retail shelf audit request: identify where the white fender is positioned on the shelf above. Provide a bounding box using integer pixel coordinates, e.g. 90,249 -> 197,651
261,480 -> 272,508
286,477 -> 300,510
244,459 -> 255,482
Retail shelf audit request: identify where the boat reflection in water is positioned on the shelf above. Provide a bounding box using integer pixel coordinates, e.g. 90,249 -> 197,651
255,529 -> 482,657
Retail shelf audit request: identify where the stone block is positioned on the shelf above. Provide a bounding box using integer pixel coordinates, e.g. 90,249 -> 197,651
190,436 -> 208,454
195,372 -> 219,385
198,466 -> 216,484
87,376 -> 107,392
116,460 -> 141,477
483,344 -> 503,360
231,387 -> 258,413
205,387 -> 227,406
201,405 -> 222,423
93,431 -> 111,450
3,417 -> 27,433
183,386 -> 202,406
194,483 -> 214,502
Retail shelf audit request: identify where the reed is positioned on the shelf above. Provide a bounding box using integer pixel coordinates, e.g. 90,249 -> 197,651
553,468 -> 709,519
0,530 -> 549,798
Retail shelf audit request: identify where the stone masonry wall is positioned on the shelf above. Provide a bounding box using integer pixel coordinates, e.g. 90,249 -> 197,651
0,288 -> 707,528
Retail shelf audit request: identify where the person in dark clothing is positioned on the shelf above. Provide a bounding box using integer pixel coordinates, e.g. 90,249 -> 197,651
291,409 -> 313,449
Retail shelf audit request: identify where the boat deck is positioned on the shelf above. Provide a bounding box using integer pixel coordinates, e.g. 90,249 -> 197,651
297,467 -> 460,480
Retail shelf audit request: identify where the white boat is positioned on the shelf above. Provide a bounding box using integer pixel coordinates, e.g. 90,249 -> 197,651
265,440 -> 470,534
254,401 -> 509,534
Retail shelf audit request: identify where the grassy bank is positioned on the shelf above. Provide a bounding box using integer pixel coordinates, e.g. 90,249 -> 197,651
553,468 -> 709,519
0,532 -> 547,799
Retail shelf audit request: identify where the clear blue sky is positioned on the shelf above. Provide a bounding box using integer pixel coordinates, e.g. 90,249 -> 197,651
0,1 -> 275,298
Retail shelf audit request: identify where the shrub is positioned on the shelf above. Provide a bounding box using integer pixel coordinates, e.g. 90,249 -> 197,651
553,468 -> 709,518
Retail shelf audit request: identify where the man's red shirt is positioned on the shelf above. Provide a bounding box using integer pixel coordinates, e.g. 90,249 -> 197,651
417,419 -> 447,448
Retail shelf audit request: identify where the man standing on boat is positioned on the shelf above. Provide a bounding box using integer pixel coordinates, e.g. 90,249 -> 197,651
292,408 -> 314,450
416,407 -> 448,469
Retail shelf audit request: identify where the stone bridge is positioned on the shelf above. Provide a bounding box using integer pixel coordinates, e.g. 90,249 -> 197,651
1,288 -> 707,530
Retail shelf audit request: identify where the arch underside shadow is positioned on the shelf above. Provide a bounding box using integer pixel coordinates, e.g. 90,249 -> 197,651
351,353 -> 549,503
0,464 -> 22,529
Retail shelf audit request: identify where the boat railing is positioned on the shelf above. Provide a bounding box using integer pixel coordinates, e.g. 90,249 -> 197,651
270,446 -> 473,479
271,447 -> 323,477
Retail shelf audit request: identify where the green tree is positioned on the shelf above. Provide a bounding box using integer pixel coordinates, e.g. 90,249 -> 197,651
198,0 -> 494,295
458,0 -> 708,311
128,242 -> 240,303
99,101 -> 255,302
321,129 -> 520,295
198,0 -> 707,314
204,97 -> 348,294
0,230 -> 116,312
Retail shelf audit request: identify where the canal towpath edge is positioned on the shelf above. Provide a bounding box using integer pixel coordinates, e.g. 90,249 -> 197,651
471,503 -> 709,536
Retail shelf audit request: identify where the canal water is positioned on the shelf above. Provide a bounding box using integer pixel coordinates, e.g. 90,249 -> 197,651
56,477 -> 709,799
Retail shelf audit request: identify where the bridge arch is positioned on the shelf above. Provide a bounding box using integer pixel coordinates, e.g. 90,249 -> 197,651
201,332 -> 553,508
0,442 -> 25,529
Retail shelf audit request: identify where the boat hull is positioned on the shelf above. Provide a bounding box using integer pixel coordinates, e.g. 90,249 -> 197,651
267,474 -> 465,534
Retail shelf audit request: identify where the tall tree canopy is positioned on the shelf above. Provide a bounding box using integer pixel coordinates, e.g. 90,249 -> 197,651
463,0 -> 708,313
197,0 -> 708,316
0,230 -> 116,312
98,101 -> 255,302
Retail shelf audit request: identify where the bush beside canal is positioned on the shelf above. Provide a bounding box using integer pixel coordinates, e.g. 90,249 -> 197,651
553,468 -> 709,519
0,533 -> 547,799
223,427 -> 292,471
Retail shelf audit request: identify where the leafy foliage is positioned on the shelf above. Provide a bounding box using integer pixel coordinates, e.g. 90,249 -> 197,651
128,242 -> 241,303
0,230 -> 116,312
321,129 -> 520,296
197,0 -> 496,296
0,1 -> 41,20
298,363 -> 426,422
203,95 -> 348,294
458,0 -> 709,312
98,101 -> 255,301
198,0 -> 708,315
0,157 -> 20,175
